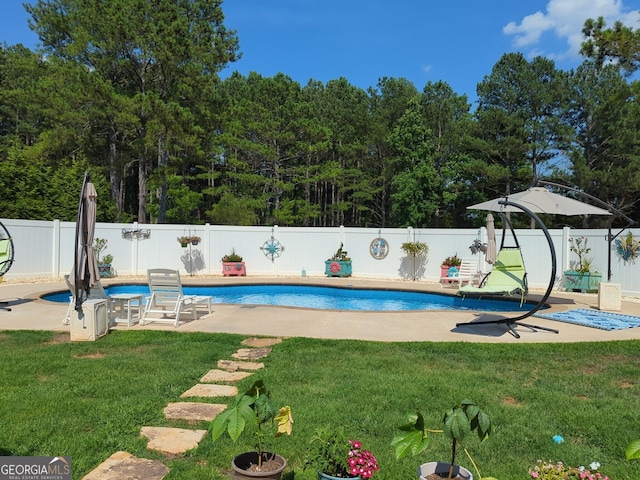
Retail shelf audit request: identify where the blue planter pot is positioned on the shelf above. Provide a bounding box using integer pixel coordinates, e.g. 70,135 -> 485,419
563,271 -> 602,293
325,260 -> 352,277
98,263 -> 113,278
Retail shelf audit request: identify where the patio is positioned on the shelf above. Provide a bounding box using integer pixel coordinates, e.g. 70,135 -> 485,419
2,276 -> 640,343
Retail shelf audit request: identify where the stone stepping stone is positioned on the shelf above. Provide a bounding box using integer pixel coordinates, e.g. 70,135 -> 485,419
164,402 -> 227,423
232,347 -> 272,360
241,337 -> 282,347
200,369 -> 252,383
181,384 -> 237,398
82,450 -> 169,480
141,426 -> 207,455
218,359 -> 264,372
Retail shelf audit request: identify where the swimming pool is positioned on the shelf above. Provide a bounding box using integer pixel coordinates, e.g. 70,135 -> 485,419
43,284 -> 540,312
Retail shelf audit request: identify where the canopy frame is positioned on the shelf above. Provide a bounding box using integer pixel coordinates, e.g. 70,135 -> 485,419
538,180 -> 636,281
456,199 -> 559,338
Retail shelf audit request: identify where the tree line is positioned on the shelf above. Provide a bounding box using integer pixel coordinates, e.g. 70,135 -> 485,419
1,1 -> 639,229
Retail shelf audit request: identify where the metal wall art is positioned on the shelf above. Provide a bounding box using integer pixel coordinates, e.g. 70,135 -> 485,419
261,229 -> 284,262
369,237 -> 389,259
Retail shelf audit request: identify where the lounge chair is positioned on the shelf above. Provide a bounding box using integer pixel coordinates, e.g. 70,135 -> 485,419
62,274 -> 109,325
458,248 -> 528,305
440,257 -> 479,288
140,268 -> 212,327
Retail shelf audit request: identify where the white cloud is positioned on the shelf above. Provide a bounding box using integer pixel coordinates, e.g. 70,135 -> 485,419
421,64 -> 433,73
504,11 -> 554,47
503,0 -> 640,61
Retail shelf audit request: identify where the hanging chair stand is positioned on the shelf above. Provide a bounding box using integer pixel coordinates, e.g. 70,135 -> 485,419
456,199 -> 559,338
0,219 -> 15,312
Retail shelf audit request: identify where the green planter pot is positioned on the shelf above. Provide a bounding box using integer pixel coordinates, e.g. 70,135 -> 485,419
325,260 -> 352,277
563,271 -> 602,293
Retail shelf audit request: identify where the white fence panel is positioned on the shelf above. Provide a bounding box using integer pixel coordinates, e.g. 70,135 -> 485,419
1,218 -> 638,296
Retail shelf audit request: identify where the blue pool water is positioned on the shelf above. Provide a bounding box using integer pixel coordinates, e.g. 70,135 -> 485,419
43,284 -> 538,312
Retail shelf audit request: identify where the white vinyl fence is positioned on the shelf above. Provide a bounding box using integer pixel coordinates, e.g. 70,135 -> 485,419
2,218 -> 639,296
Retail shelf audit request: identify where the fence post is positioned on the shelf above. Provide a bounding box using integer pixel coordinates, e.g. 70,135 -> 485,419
131,222 -> 139,276
52,219 -> 60,277
561,226 -> 571,274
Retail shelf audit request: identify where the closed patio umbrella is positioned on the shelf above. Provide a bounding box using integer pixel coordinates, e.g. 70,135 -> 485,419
485,213 -> 496,265
71,173 -> 99,311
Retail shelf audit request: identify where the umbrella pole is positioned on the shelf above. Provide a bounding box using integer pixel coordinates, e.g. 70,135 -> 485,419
456,200 -> 559,339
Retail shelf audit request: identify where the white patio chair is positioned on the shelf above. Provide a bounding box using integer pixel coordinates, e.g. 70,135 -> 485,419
140,268 -> 212,327
440,257 -> 479,289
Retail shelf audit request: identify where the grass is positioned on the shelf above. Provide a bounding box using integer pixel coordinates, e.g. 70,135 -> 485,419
0,330 -> 639,479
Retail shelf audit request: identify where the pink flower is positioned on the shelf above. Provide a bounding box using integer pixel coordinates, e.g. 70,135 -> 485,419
346,440 -> 379,479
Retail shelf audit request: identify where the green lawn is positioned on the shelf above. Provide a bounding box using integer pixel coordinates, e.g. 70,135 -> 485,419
0,330 -> 639,479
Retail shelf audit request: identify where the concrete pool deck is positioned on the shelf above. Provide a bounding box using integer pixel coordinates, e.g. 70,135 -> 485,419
2,275 -> 640,343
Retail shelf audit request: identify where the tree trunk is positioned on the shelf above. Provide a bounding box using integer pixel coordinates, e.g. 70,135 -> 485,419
157,141 -> 169,224
138,155 -> 147,223
108,128 -> 123,220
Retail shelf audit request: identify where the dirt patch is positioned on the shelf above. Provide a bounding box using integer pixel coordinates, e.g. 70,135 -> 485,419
74,352 -> 106,359
503,396 -> 523,407
616,380 -> 635,388
44,332 -> 70,345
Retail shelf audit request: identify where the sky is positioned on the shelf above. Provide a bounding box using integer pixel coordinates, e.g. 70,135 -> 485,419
2,0 -> 640,105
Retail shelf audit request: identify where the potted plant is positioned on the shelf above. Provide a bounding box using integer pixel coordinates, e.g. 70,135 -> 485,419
188,235 -> 201,246
305,427 -> 379,479
441,255 -> 462,283
563,236 -> 602,292
211,380 -> 293,479
222,249 -> 246,276
401,241 -> 429,281
177,236 -> 190,247
391,399 -> 495,480
325,243 -> 352,277
93,238 -> 114,278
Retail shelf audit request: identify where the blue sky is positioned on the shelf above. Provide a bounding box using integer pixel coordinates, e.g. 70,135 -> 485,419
2,0 -> 640,104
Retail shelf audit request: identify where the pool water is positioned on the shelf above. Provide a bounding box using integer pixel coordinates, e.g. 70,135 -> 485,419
43,284 -> 539,312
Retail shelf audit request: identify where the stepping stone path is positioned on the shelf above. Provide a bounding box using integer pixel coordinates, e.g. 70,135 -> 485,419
81,337 -> 283,480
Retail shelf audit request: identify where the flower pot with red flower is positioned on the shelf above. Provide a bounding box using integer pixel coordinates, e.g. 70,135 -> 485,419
211,380 -> 293,480
392,399 -> 496,480
441,255 -> 462,280
305,427 -> 379,479
325,243 -> 352,277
